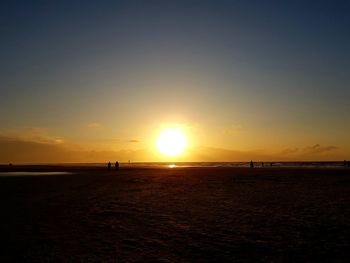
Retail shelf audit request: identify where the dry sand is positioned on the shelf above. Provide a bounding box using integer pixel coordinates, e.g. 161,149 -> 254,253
0,166 -> 350,262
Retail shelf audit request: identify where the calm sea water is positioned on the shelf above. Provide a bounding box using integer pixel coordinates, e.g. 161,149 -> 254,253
127,161 -> 345,168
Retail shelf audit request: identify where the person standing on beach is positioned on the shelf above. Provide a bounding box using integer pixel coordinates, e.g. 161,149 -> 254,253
344,160 -> 347,167
108,162 -> 111,170
115,161 -> 119,170
250,160 -> 254,168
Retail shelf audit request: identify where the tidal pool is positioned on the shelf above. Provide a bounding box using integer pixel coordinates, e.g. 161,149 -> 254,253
0,172 -> 72,176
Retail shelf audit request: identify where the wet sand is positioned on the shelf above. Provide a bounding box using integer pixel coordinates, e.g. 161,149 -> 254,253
1,166 -> 350,262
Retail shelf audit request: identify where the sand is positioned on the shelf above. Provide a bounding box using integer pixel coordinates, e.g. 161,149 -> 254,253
0,166 -> 350,262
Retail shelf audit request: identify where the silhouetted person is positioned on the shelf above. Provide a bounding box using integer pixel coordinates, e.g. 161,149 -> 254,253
108,162 -> 111,170
250,160 -> 254,168
9,163 -> 12,167
115,161 -> 119,170
344,160 -> 347,167
270,162 -> 273,167
262,162 -> 264,167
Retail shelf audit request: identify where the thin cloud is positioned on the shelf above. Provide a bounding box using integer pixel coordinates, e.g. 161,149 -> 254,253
128,139 -> 140,143
0,127 -> 64,145
303,144 -> 338,154
280,148 -> 299,155
87,122 -> 102,129
222,124 -> 243,136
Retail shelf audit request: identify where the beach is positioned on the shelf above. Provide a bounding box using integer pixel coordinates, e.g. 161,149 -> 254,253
1,166 -> 350,262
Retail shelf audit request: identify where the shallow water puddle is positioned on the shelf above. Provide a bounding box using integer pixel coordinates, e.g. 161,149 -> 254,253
0,172 -> 72,176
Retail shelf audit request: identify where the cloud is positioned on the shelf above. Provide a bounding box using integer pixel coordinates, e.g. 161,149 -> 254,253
0,127 -> 63,145
303,144 -> 338,154
87,122 -> 102,129
280,148 -> 299,155
278,144 -> 340,160
0,136 -> 135,163
128,139 -> 140,143
186,146 -> 273,162
281,144 -> 338,156
0,137 -> 71,163
0,130 -> 154,163
222,124 -> 243,136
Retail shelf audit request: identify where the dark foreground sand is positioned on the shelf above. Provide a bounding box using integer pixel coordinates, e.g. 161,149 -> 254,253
1,166 -> 350,262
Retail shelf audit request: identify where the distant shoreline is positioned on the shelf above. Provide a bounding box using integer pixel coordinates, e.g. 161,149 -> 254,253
0,162 -> 348,174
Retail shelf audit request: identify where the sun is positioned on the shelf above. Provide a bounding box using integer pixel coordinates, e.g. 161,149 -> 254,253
156,128 -> 187,157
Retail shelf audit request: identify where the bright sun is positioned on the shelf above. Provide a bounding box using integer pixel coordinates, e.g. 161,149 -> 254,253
156,128 -> 187,157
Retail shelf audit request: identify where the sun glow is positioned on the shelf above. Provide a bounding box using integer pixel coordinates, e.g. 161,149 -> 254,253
156,128 -> 187,157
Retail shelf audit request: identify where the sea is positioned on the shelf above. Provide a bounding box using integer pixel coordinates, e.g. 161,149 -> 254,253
123,161 -> 346,168
37,161 -> 346,169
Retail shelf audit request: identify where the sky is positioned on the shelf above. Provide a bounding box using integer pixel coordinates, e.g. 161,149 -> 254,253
1,0 -> 350,163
